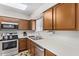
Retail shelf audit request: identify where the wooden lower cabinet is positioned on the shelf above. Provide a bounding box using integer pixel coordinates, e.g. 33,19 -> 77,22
44,49 -> 56,56
28,39 -> 44,56
20,39 -> 56,56
34,45 -> 44,56
26,39 -> 31,50
27,39 -> 56,56
26,39 -> 35,56
18,38 -> 27,52
29,40 -> 35,56
30,46 -> 35,56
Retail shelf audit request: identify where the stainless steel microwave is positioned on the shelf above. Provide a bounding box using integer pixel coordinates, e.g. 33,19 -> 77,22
1,22 -> 18,29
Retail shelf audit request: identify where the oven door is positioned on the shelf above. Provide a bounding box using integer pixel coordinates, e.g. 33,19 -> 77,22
2,40 -> 18,56
2,40 -> 17,50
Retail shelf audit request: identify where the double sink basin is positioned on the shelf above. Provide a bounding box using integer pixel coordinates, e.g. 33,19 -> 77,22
29,36 -> 43,40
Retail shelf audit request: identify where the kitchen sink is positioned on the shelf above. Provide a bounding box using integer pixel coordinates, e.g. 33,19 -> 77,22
29,36 -> 43,40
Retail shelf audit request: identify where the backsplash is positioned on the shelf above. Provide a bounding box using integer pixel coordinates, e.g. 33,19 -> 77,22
17,30 -> 36,38
0,30 -> 79,39
38,31 -> 79,39
0,30 -> 36,38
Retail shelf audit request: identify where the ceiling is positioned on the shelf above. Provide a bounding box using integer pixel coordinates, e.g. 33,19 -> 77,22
0,3 -> 45,16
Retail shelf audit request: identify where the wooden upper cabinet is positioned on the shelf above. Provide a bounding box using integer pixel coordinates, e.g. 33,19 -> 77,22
76,4 -> 79,30
43,8 -> 53,30
0,16 -> 19,22
30,20 -> 36,30
54,3 -> 76,30
19,20 -> 30,30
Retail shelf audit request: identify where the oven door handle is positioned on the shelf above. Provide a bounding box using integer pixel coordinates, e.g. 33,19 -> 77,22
2,39 -> 18,42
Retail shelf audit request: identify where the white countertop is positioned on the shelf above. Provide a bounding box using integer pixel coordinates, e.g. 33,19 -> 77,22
17,31 -> 79,56
26,35 -> 79,56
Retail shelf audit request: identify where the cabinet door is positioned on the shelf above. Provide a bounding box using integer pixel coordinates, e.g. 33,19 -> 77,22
35,45 -> 44,56
31,20 -> 36,30
76,4 -> 79,30
26,39 -> 30,50
30,40 -> 35,56
19,20 -> 30,30
55,3 -> 76,30
44,49 -> 56,56
43,8 -> 53,30
30,46 -> 35,56
0,16 -> 19,22
19,38 -> 27,52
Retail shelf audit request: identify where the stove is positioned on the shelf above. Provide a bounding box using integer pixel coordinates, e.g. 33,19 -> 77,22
0,32 -> 18,56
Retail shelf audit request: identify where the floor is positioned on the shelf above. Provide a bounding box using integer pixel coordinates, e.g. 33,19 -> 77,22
16,50 -> 31,56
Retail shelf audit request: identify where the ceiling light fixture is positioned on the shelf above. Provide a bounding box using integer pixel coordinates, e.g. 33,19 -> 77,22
1,3 -> 27,10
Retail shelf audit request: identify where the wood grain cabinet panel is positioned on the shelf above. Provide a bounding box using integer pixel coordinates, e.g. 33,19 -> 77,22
24,39 -> 56,56
19,20 -> 30,30
44,49 -> 56,56
29,40 -> 35,56
18,38 -> 27,52
43,8 -> 53,30
26,39 -> 31,50
0,16 -> 19,22
0,16 -> 35,30
54,3 -> 76,30
29,20 -> 36,30
76,4 -> 79,30
26,39 -> 35,56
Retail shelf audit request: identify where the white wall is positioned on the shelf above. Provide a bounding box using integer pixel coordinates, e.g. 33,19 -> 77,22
30,3 -> 57,19
36,17 -> 43,31
0,7 -> 28,19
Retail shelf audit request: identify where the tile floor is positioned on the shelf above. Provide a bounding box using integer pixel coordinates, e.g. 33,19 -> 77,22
16,50 -> 31,56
